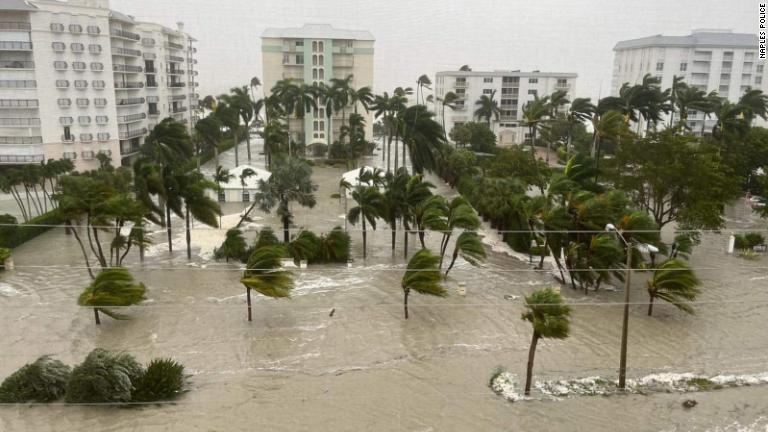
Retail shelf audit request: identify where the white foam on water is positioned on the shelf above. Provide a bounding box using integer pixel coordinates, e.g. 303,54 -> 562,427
0,283 -> 22,297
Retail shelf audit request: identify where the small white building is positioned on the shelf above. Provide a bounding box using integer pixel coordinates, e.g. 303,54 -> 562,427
212,165 -> 271,203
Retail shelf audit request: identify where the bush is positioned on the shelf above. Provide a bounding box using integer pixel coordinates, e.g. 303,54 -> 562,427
288,230 -> 321,264
0,247 -> 10,269
0,210 -> 64,249
309,143 -> 328,158
0,356 -> 71,403
735,233 -> 766,250
64,349 -> 144,403
132,358 -> 186,402
314,227 -> 351,263
214,228 -> 248,263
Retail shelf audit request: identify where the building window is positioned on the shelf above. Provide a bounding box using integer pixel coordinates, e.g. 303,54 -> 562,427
312,55 -> 317,66
73,61 -> 86,71
312,41 -> 317,51
757,76 -> 763,85
57,98 -> 71,107
52,42 -> 66,52
242,191 -> 250,202
76,98 -> 89,107
721,73 -> 731,81
319,69 -> 324,79
283,54 -> 290,64
722,61 -> 732,70
87,25 -> 100,35
758,64 -> 764,74
51,23 -> 64,32
680,62 -> 687,72
53,61 -> 68,70
483,77 -> 493,83
71,43 -> 84,52
90,62 -> 104,71
528,78 -> 538,84
55,80 -> 69,88
78,116 -> 91,125
319,54 -> 324,64
80,133 -> 93,142
63,152 -> 77,160
296,40 -> 304,48
97,132 -> 110,141
318,41 -> 324,51
69,24 -> 83,34
94,98 -> 107,107
295,55 -> 304,65
88,44 -> 102,54
218,191 -> 225,203
528,89 -> 537,96
95,116 -> 108,124
723,51 -> 734,60
656,62 -> 664,71
74,80 -> 88,89
63,126 -> 72,141
92,80 -> 105,89
148,102 -> 159,114
483,89 -> 493,95
59,117 -> 74,125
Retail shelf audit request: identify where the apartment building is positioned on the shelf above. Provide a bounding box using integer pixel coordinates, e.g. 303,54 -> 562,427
434,70 -> 577,146
261,24 -> 374,146
612,29 -> 765,133
0,0 -> 198,171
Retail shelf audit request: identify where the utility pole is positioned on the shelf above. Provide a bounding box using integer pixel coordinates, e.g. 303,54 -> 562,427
618,244 -> 632,389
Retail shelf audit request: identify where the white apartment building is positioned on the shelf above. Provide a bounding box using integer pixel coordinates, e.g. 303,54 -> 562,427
612,29 -> 765,134
0,0 -> 198,171
434,70 -> 577,146
261,24 -> 374,147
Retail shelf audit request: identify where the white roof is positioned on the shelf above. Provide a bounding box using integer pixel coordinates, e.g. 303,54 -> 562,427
219,165 -> 271,190
262,24 -> 374,41
614,30 -> 756,50
341,166 -> 383,196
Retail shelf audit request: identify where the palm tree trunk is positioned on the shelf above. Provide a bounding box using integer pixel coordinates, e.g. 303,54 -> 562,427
439,233 -> 452,269
283,216 -> 290,244
214,146 -> 219,168
647,294 -> 655,316
93,308 -> 101,325
387,130 -> 392,172
245,128 -> 252,161
234,131 -> 239,166
394,130 -> 399,171
68,222 -> 95,279
362,217 -> 367,259
524,331 -> 539,396
9,189 -> 28,222
185,206 -> 192,260
445,246 -> 459,276
418,225 -> 426,249
403,288 -> 410,319
538,237 -> 548,270
166,204 -> 173,253
246,287 -> 252,322
403,221 -> 409,258
390,219 -> 396,252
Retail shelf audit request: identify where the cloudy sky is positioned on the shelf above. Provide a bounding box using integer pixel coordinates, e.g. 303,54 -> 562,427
111,0 -> 756,99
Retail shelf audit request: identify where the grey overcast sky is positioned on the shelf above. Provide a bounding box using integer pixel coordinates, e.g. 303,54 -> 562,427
110,0 -> 756,99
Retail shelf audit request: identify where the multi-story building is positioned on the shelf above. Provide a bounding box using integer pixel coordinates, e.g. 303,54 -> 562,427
434,70 -> 577,146
612,29 -> 765,133
0,0 -> 198,171
261,24 -> 374,147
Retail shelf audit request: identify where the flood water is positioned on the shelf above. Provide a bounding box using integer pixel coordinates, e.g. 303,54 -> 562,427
1,139 -> 767,431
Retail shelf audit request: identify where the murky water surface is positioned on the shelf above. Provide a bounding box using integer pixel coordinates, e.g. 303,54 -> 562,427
1,140 -> 767,431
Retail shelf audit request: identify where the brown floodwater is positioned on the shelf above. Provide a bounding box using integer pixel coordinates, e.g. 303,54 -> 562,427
1,139 -> 767,431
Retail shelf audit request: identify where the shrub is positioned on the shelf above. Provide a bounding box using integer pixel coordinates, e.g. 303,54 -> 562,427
0,247 -> 10,269
64,349 -> 144,403
255,227 -> 280,248
314,227 -> 351,263
744,232 -> 765,248
0,356 -> 71,403
287,230 -> 321,264
132,358 -> 186,402
214,228 -> 248,263
0,210 -> 64,249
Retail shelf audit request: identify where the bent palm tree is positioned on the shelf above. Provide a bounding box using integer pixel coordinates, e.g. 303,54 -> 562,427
521,287 -> 571,396
401,249 -> 447,319
474,91 -> 500,130
347,185 -> 382,259
444,231 -> 486,276
646,259 -> 700,316
240,245 -> 293,322
78,268 -> 146,325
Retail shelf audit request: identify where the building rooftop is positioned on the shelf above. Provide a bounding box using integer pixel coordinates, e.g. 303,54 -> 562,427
614,29 -> 757,50
261,24 -> 374,41
0,0 -> 37,11
436,70 -> 577,78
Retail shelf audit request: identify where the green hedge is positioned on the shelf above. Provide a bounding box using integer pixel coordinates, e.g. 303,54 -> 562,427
0,210 -> 64,249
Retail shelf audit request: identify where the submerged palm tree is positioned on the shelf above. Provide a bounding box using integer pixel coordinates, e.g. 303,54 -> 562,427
240,245 -> 293,322
521,287 -> 571,396
78,268 -> 146,325
444,231 -> 486,276
646,259 -> 701,316
347,185 -> 382,259
401,249 -> 447,319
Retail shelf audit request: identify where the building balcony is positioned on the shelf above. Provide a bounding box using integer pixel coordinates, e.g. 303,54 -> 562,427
0,22 -> 31,31
0,136 -> 42,144
110,28 -> 141,41
120,141 -> 141,156
113,64 -> 143,73
148,110 -> 160,117
166,55 -> 184,63
455,81 -> 468,88
117,113 -> 147,123
0,118 -> 40,127
116,97 -> 145,106
115,82 -> 144,90
169,82 -> 186,88
169,94 -> 186,101
145,66 -> 157,73
0,60 -> 34,69
166,68 -> 185,75
0,41 -> 32,51
119,128 -> 147,140
0,99 -> 38,109
0,154 -> 44,164
61,134 -> 75,143
111,47 -> 142,57
172,106 -> 187,113
555,83 -> 571,90
166,41 -> 184,50
146,81 -> 158,88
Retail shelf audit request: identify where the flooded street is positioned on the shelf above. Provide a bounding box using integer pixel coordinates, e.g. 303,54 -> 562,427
1,139 -> 767,431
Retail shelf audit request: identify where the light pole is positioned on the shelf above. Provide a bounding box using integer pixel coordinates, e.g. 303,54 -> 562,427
606,223 -> 659,390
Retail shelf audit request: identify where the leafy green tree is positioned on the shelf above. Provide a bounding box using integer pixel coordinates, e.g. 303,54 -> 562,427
522,95 -> 550,153
214,228 -> 248,262
241,245 -> 294,322
521,287 -> 571,396
646,259 -> 701,316
438,91 -> 459,140
449,122 -> 496,153
436,197 -> 480,268
195,114 -> 223,166
401,249 -> 447,319
315,227 -> 351,263
287,230 -> 321,264
347,185 -> 382,259
444,231 -> 486,276
0,356 -> 70,403
400,105 -> 447,173
78,268 -> 146,325
64,349 -> 143,403
474,90 -> 501,130
176,169 -> 221,259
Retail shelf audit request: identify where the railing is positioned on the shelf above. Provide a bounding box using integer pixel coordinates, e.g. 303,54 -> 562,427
110,28 -> 140,41
0,118 -> 40,127
115,82 -> 144,89
166,55 -> 184,62
145,66 -> 156,73
61,135 -> 75,142
117,113 -> 147,123
112,47 -> 141,57
120,142 -> 141,155
170,95 -> 186,101
455,81 -> 468,88
146,81 -> 158,88
113,64 -> 143,73
0,155 -> 44,164
172,106 -> 187,113
0,60 -> 33,69
0,22 -> 31,31
0,80 -> 36,88
556,83 -> 571,90
165,41 -> 184,50
166,67 -> 185,75
119,128 -> 147,140
0,41 -> 32,50
142,38 -> 156,46
0,136 -> 42,144
0,99 -> 38,108
169,82 -> 186,88
117,97 -> 145,106
148,110 -> 160,117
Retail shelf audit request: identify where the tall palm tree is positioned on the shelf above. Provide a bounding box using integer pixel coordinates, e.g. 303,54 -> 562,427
738,88 -> 768,123
214,100 -> 242,166
522,95 -> 550,154
228,86 -> 256,161
521,287 -> 571,396
474,90 -> 500,130
646,259 -> 700,316
213,165 -> 234,225
330,75 -> 354,144
400,105 -> 446,174
438,91 -> 459,141
401,249 -> 446,319
674,85 -> 707,133
241,245 -> 293,322
591,110 -> 626,180
444,231 -> 486,276
176,170 -> 221,259
565,98 -> 595,154
320,82 -> 344,146
668,75 -> 685,127
401,172 -> 436,257
249,76 -> 261,105
436,196 -> 480,268
194,114 -> 223,166
350,85 -> 374,116
416,74 -> 432,105
347,185 -> 382,259
78,268 -> 146,325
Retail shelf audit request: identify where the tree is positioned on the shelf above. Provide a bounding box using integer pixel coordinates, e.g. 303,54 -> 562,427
436,196 -> 480,268
214,99 -> 243,166
347,185 -> 382,259
449,122 -> 496,153
474,90 -> 500,130
565,98 -> 595,154
444,231 -> 486,276
228,86 -> 256,161
241,245 -> 293,322
77,268 -> 146,325
0,355 -> 70,403
176,169 -> 221,259
401,249 -> 446,319
64,349 -> 143,403
522,95 -> 550,154
438,91 -> 459,140
646,259 -> 701,316
214,228 -> 248,262
350,85 -> 374,116
400,105 -> 447,173
195,114 -> 223,166
416,74 -> 432,106
521,287 -> 571,396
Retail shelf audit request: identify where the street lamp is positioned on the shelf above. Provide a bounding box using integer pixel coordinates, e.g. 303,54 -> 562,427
605,223 -> 659,390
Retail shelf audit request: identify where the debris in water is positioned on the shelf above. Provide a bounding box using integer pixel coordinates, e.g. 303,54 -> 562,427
329,308 -> 336,317
503,295 -> 519,302
682,399 -> 697,409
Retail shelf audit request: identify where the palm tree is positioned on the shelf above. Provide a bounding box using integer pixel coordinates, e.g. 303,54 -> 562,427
401,172 -> 436,257
176,170 -> 221,260
320,82 -> 344,146
400,105 -> 446,174
565,98 -> 595,154
250,76 -> 261,105
521,287 -> 571,396
330,75 -> 354,144
737,88 -> 768,124
350,85 -> 374,116
437,196 -> 480,268
474,90 -> 500,130
416,74 -> 432,105
522,96 -> 550,154
247,157 -> 317,243
215,228 -> 247,263
347,185 -> 382,259
228,86 -> 256,161
668,75 -> 685,127
238,167 -> 256,207
646,259 -> 701,316
78,268 -> 146,325
674,85 -> 707,132
214,100 -> 242,166
438,91 -> 459,140
444,231 -> 486,276
401,249 -> 446,319
591,110 -> 626,179
195,114 -> 223,166
240,245 -> 293,322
